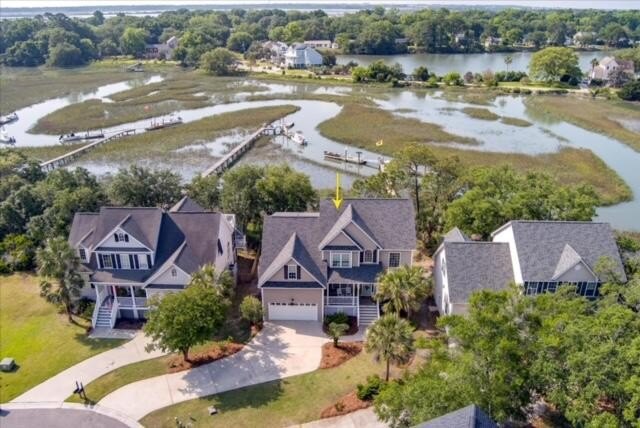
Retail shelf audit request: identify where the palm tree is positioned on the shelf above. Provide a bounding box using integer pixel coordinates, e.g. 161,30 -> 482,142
504,55 -> 513,72
590,57 -> 599,71
188,263 -> 235,303
365,315 -> 414,381
375,266 -> 431,318
37,237 -> 84,322
327,322 -> 349,347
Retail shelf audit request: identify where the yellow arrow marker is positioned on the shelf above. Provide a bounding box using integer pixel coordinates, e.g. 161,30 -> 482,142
333,172 -> 343,210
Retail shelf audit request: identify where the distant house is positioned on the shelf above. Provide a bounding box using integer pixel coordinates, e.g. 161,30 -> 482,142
573,31 -> 596,47
68,197 -> 240,329
284,43 -> 324,69
303,40 -> 337,49
262,41 -> 289,64
414,404 -> 497,428
484,36 -> 502,49
258,199 -> 416,325
433,221 -> 626,315
590,56 -> 635,82
144,36 -> 179,60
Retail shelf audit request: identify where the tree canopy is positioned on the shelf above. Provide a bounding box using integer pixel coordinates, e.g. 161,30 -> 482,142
529,46 -> 582,82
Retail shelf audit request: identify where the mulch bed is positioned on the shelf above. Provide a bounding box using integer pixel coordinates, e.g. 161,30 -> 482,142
114,319 -> 144,330
320,341 -> 363,369
320,390 -> 371,419
167,343 -> 244,373
322,316 -> 358,336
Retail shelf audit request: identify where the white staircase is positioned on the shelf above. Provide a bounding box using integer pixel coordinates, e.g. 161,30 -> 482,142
93,297 -> 115,328
358,304 -> 379,328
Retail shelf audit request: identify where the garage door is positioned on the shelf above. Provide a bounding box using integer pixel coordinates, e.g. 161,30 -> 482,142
269,302 -> 318,321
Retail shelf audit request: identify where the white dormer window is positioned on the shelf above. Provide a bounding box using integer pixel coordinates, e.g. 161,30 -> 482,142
287,264 -> 298,279
330,252 -> 352,268
363,250 -> 373,263
78,248 -> 87,262
114,232 -> 129,243
171,268 -> 177,277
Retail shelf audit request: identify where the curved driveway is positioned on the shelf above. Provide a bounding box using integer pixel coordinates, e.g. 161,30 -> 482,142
98,321 -> 327,420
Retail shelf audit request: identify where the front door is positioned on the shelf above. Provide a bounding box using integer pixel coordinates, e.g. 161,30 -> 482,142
360,284 -> 375,297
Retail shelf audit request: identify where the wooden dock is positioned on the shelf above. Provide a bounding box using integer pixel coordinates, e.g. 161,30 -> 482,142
40,129 -> 136,171
201,124 -> 284,177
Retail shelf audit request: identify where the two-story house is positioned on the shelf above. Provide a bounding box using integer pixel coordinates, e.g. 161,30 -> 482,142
68,197 -> 238,329
284,43 -> 323,69
258,199 -> 416,326
434,221 -> 627,315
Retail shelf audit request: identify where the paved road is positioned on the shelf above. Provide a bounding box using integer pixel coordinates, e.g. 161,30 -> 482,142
12,333 -> 166,403
0,403 -> 141,428
98,321 -> 328,420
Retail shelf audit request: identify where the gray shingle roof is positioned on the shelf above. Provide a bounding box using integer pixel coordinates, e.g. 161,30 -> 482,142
262,281 -> 323,288
92,207 -> 163,251
68,213 -> 98,247
444,227 -> 468,243
328,265 -> 383,283
170,196 -> 206,213
444,242 -> 514,304
415,404 -> 497,428
497,221 -> 626,283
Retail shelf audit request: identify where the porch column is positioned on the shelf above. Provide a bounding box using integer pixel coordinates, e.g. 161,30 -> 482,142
130,285 -> 138,319
111,285 -> 116,304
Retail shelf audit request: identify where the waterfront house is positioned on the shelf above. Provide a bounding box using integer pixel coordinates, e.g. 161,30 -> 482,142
303,40 -> 337,49
590,56 -> 635,82
433,221 -> 626,315
284,43 -> 324,68
69,197 -> 239,328
262,41 -> 289,64
144,36 -> 179,60
258,199 -> 416,326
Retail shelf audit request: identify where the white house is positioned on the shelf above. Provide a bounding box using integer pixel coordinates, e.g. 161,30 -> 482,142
590,56 -> 635,82
144,36 -> 179,60
262,41 -> 289,64
68,197 -> 240,329
433,221 -> 626,316
284,43 -> 323,69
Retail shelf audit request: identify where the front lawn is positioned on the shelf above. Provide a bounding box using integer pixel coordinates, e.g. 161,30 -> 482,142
140,351 -> 385,428
0,273 -> 124,402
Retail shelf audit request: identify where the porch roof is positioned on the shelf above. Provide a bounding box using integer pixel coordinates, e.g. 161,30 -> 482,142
324,245 -> 360,251
262,281 -> 323,289
91,269 -> 150,284
146,283 -> 186,289
328,265 -> 382,283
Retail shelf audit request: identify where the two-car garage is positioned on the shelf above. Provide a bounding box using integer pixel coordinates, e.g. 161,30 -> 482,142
262,288 -> 323,321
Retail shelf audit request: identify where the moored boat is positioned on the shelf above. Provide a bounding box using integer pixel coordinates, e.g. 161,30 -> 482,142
0,127 -> 16,145
145,114 -> 183,131
59,130 -> 105,143
324,150 -> 367,165
291,131 -> 307,145
285,121 -> 294,129
0,112 -> 18,125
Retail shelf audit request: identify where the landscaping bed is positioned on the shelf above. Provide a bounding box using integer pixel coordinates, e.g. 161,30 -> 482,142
322,315 -> 358,336
320,342 -> 362,369
320,390 -> 370,419
167,343 -> 244,373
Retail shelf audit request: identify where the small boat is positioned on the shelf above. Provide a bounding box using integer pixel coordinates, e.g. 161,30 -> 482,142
0,127 -> 16,145
0,112 -> 18,125
145,114 -> 183,131
291,131 -> 307,146
59,130 -> 104,143
285,121 -> 294,129
324,150 -> 367,165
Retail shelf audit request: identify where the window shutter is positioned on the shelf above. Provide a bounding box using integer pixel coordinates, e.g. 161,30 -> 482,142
124,234 -> 129,242
146,254 -> 152,268
296,265 -> 301,280
373,250 -> 378,263
129,254 -> 134,268
284,265 -> 289,279
115,254 -> 121,269
359,252 -> 364,263
98,255 -> 103,269
133,254 -> 139,269
111,254 -> 116,268
114,233 -> 119,242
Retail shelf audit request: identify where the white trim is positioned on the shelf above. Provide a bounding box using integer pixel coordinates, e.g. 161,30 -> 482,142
287,264 -> 298,280
258,256 -> 325,288
143,262 -> 191,288
552,259 -> 598,282
348,221 -> 382,249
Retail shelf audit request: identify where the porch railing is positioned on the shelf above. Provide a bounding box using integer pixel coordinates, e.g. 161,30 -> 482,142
325,296 -> 357,306
109,299 -> 119,329
115,297 -> 148,308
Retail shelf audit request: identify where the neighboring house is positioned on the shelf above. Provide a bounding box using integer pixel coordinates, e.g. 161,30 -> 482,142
262,41 -> 288,64
258,199 -> 416,326
434,221 -> 626,315
68,197 -> 239,328
414,404 -> 497,428
573,31 -> 596,47
303,40 -> 335,49
590,56 -> 635,82
484,36 -> 502,49
284,43 -> 324,68
144,36 -> 179,60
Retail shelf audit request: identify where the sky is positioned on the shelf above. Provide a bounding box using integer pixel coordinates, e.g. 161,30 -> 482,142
1,0 -> 638,9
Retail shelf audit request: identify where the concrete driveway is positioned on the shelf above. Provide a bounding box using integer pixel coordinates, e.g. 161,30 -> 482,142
98,321 -> 327,420
293,408 -> 387,428
12,333 -> 166,403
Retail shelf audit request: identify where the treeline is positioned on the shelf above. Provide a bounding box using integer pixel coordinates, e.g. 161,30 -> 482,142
0,151 -> 316,274
1,7 -> 640,67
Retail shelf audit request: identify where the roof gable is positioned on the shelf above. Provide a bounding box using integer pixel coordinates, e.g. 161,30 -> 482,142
258,232 -> 325,287
91,207 -> 163,251
170,196 -> 206,213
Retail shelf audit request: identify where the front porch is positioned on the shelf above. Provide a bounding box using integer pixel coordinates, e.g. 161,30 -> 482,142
324,283 -> 380,326
92,284 -> 149,328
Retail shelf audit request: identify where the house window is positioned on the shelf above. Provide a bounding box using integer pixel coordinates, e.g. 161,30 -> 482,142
171,268 -> 177,277
138,254 -> 149,269
389,252 -> 401,268
329,283 -> 353,296
363,250 -> 373,263
78,248 -> 87,262
114,232 -> 129,243
120,254 -> 131,269
441,259 -> 446,277
330,252 -> 352,268
100,254 -> 113,269
287,264 -> 298,280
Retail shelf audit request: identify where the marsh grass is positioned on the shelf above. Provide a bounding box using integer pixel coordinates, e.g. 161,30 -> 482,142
462,107 -> 500,121
500,116 -> 533,127
525,95 -> 640,152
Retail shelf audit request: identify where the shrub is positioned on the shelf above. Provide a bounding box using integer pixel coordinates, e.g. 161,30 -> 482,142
619,80 -> 640,101
357,374 -> 384,400
240,295 -> 263,326
325,312 -> 349,325
328,322 -> 349,346
77,299 -> 95,319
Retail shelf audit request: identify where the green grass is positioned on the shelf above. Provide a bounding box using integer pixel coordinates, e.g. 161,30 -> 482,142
140,351 -> 385,428
0,273 -> 124,402
525,95 -> 640,152
317,104 -> 631,205
500,116 -> 533,127
461,107 -> 500,121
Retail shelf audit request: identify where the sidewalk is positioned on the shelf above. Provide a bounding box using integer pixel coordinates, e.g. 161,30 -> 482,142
11,333 -> 166,403
292,408 -> 386,428
98,321 -> 327,420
